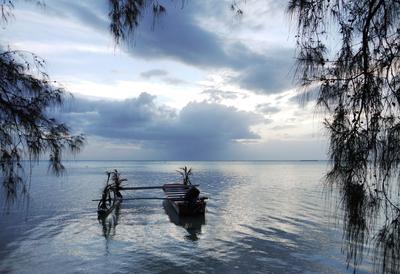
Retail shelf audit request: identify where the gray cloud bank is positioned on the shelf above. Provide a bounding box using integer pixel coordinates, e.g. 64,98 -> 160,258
59,94 -> 326,160
36,0 -> 295,94
129,2 -> 295,93
60,93 -> 263,159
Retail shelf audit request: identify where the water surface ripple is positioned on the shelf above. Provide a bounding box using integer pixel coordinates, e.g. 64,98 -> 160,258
0,161 -> 373,273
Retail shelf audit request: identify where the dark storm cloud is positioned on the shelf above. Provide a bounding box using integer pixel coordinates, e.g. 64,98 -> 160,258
177,102 -> 261,141
47,1 -> 294,94
127,2 -> 230,68
62,93 -> 176,140
130,6 -> 295,93
60,94 -> 262,158
232,49 -> 295,94
40,0 -> 108,31
37,1 -> 295,93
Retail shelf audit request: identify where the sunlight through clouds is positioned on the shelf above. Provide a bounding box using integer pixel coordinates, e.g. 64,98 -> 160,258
1,0 -> 328,160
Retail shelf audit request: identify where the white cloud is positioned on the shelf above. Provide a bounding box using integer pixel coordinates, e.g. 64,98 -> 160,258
0,0 -> 327,160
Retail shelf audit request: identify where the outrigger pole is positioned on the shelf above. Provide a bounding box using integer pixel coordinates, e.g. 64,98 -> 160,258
93,196 -> 208,202
120,186 -> 163,190
94,197 -> 174,201
119,184 -> 199,191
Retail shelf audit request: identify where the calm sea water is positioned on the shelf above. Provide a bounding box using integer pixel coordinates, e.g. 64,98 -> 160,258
0,161 -> 374,273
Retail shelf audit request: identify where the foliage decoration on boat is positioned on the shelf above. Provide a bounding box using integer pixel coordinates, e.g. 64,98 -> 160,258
98,170 -> 125,216
177,166 -> 192,185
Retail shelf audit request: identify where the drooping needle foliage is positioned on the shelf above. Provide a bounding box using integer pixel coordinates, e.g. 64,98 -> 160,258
0,49 -> 85,200
0,0 -> 169,201
288,0 -> 400,272
0,2 -> 84,201
108,0 -> 168,45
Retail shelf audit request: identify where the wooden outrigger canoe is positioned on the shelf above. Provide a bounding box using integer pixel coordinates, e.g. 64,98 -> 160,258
96,169 -> 208,217
162,183 -> 207,216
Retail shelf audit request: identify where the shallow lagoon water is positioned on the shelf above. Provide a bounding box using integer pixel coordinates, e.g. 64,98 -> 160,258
0,161 -> 373,273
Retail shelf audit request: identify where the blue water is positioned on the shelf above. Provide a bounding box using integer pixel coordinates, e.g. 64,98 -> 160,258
0,161 -> 373,273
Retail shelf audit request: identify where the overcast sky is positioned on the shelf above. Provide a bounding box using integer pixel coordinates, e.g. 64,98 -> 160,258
1,0 -> 327,160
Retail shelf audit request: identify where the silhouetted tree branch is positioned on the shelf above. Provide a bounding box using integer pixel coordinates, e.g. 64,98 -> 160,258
288,0 -> 400,272
108,0 -> 168,44
0,2 -> 84,201
0,0 -> 179,200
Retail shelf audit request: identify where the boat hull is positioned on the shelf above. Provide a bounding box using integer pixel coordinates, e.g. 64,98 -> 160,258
163,183 -> 207,216
167,199 -> 206,216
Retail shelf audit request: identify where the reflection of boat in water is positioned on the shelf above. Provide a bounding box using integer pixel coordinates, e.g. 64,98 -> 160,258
97,196 -> 122,218
163,200 -> 205,241
98,203 -> 121,240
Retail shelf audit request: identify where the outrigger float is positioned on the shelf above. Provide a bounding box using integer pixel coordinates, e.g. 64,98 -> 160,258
96,167 -> 207,218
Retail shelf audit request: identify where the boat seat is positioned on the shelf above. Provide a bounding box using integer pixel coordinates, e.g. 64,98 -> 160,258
165,192 -> 187,195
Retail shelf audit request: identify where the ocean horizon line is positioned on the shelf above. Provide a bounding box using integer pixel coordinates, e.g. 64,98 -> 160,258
21,159 -> 329,162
